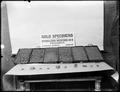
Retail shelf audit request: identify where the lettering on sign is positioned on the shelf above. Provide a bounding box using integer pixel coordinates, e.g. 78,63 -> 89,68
40,33 -> 75,48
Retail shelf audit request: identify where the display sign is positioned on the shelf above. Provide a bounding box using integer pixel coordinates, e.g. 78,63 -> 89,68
40,33 -> 75,48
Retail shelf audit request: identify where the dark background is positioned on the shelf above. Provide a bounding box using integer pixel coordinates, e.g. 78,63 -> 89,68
104,1 -> 119,73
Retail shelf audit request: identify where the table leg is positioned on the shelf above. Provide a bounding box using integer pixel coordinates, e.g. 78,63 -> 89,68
13,75 -> 16,91
19,81 -> 25,91
25,82 -> 30,91
95,79 -> 101,91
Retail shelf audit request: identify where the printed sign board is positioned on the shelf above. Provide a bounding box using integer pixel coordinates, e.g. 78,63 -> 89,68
40,33 -> 75,48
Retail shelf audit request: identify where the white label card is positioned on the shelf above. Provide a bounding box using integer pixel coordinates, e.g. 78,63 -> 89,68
40,33 -> 75,48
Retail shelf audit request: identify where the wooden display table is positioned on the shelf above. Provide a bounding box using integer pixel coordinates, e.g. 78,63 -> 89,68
5,46 -> 115,91
15,76 -> 102,91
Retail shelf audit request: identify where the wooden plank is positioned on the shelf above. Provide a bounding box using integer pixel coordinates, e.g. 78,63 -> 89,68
44,48 -> 58,63
29,48 -> 44,63
59,47 -> 73,63
72,47 -> 88,62
24,77 -> 101,82
85,46 -> 104,61
14,49 -> 32,64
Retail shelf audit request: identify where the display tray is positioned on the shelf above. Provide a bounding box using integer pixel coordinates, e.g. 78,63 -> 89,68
6,46 -> 114,76
29,48 -> 44,63
85,46 -> 104,61
72,46 -> 88,62
5,62 -> 114,76
13,46 -> 104,64
44,48 -> 58,63
58,47 -> 73,63
14,49 -> 32,64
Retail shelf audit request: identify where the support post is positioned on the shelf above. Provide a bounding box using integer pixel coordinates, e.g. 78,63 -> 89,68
95,79 -> 101,91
